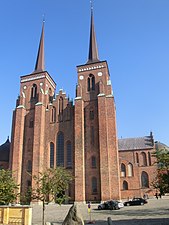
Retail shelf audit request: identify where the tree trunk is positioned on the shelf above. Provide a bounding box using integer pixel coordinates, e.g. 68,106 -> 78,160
42,200 -> 45,225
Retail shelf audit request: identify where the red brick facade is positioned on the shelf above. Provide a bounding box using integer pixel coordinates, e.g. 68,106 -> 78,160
7,13 -> 158,203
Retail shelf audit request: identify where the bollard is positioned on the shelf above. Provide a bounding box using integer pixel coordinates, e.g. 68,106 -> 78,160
107,217 -> 113,225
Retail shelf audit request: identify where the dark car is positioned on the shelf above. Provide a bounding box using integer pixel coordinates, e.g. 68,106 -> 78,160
124,197 -> 148,206
98,200 -> 119,210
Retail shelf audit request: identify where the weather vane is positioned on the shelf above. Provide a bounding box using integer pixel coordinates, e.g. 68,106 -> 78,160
43,13 -> 45,23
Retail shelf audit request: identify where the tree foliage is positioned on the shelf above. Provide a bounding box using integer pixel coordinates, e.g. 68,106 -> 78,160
0,169 -> 19,205
152,148 -> 169,194
32,167 -> 73,204
32,167 -> 73,225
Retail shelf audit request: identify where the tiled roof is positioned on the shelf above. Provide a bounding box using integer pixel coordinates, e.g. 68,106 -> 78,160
118,136 -> 154,151
155,141 -> 169,151
0,138 -> 10,162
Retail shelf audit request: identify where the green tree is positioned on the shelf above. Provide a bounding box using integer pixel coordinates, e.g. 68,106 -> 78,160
0,169 -> 19,205
32,167 -> 73,225
152,148 -> 169,194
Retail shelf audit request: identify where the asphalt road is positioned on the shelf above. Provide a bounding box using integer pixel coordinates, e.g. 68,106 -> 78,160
32,196 -> 169,225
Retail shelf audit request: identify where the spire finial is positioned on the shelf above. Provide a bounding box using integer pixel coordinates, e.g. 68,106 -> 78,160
43,13 -> 45,23
90,0 -> 93,12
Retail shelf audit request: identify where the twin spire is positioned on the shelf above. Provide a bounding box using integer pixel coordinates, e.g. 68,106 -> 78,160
34,20 -> 45,73
34,2 -> 99,73
87,1 -> 100,64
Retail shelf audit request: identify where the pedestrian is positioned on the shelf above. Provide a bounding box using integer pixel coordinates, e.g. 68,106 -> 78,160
155,192 -> 158,199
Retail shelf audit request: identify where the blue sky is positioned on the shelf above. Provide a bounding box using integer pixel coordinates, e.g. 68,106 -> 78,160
0,0 -> 169,146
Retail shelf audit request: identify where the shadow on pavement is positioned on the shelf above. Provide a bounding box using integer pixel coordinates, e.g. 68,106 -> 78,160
89,218 -> 169,225
49,218 -> 169,225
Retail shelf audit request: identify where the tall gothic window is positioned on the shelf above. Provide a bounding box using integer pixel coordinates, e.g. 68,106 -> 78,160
51,106 -> 56,123
121,163 -> 126,177
91,156 -> 96,168
59,97 -> 64,114
29,119 -> 34,128
59,97 -> 64,121
31,84 -> 37,99
50,142 -> 54,168
136,153 -> 139,164
123,181 -> 128,190
92,75 -> 95,90
141,152 -> 147,166
92,177 -> 97,194
148,152 -> 151,166
56,132 -> 64,166
128,163 -> 134,177
87,74 -> 95,91
90,110 -> 94,120
27,160 -> 32,173
66,141 -> 72,168
87,77 -> 90,91
141,171 -> 149,188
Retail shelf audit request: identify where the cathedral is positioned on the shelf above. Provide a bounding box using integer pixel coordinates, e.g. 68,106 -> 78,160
0,7 -> 161,202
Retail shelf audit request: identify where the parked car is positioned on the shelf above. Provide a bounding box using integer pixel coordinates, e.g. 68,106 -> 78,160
124,197 -> 148,206
98,200 -> 121,210
117,201 -> 124,208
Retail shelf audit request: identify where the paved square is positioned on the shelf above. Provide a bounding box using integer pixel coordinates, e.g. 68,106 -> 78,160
32,196 -> 169,225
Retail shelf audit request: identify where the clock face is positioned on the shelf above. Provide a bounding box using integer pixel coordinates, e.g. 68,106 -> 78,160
23,85 -> 27,90
79,75 -> 84,80
98,72 -> 103,76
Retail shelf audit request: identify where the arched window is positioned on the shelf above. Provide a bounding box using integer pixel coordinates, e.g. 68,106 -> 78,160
123,181 -> 128,190
121,163 -> 126,177
148,152 -> 151,166
31,84 -> 37,99
141,152 -> 147,166
91,156 -> 96,168
66,141 -> 72,167
56,132 -> 64,166
136,153 -> 139,164
92,177 -> 97,193
29,119 -> 34,128
51,106 -> 56,123
141,171 -> 149,188
59,97 -> 63,114
50,142 -> 54,168
27,160 -> 32,172
49,88 -> 53,103
87,77 -> 90,91
87,74 -> 95,91
128,163 -> 134,177
92,76 -> 95,90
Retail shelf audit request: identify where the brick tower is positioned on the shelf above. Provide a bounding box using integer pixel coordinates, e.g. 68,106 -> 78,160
74,6 -> 121,202
10,22 -> 74,199
10,5 -> 121,203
